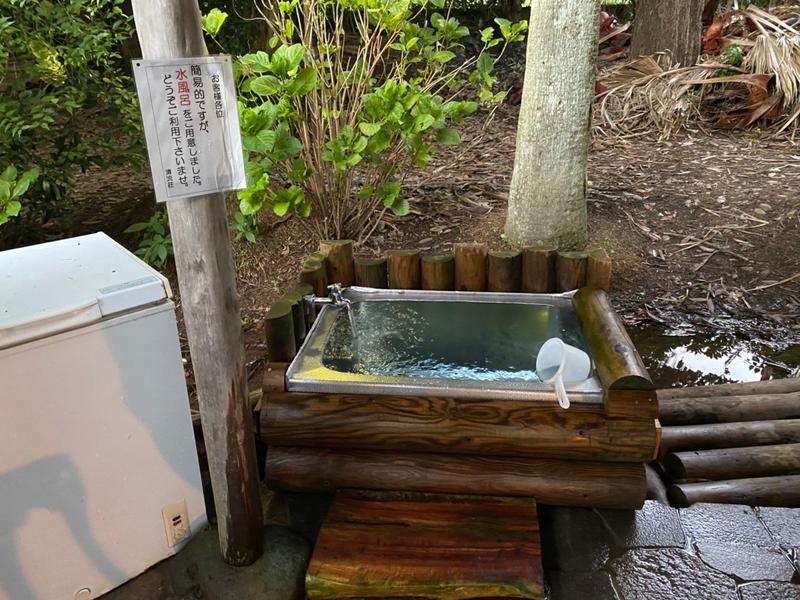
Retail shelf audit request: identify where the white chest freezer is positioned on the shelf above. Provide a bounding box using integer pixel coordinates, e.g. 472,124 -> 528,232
0,233 -> 207,600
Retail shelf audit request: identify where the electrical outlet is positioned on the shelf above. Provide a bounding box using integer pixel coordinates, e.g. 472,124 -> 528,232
162,499 -> 190,547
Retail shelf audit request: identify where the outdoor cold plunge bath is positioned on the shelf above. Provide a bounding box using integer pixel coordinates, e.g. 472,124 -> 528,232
286,287 -> 603,405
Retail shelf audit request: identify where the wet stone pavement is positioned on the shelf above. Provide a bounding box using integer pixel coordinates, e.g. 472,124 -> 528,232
541,501 -> 800,600
107,488 -> 800,599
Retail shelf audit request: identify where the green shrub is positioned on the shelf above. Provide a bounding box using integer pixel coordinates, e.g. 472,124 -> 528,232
0,0 -> 140,230
208,0 -> 526,242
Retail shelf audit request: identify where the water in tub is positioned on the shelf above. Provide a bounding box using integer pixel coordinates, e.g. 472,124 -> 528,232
322,300 -> 589,381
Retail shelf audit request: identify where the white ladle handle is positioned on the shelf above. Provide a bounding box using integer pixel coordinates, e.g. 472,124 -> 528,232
554,374 -> 570,409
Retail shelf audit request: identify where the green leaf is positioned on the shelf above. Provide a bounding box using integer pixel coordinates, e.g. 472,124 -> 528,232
430,50 -> 455,64
270,44 -> 305,77
390,198 -> 410,216
5,200 -> 22,217
201,8 -> 228,37
1,166 -> 17,182
250,75 -> 282,96
240,51 -> 272,73
285,67 -> 317,95
245,231 -> 256,243
359,122 -> 382,137
412,114 -> 435,133
125,222 -> 150,233
481,27 -> 494,43
436,127 -> 460,145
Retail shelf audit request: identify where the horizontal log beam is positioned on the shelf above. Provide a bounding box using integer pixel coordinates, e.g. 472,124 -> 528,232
663,443 -> 800,481
658,378 -> 800,400
265,447 -> 647,509
668,475 -> 800,508
659,392 -> 800,425
659,419 -> 800,457
262,392 -> 658,462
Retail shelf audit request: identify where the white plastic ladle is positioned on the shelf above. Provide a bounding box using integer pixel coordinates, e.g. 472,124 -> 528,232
536,337 -> 592,409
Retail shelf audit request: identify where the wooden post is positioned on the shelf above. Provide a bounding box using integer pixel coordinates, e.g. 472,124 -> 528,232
586,247 -> 612,290
454,243 -> 488,291
265,300 -> 297,363
131,0 -> 262,565
300,252 -> 328,297
556,251 -> 588,292
421,255 -> 455,290
319,240 -> 355,287
387,250 -> 422,289
488,250 -> 522,292
354,256 -> 388,288
285,283 -> 313,349
521,246 -> 556,293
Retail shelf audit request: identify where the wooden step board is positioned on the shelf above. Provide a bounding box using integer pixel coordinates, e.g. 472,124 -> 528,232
656,378 -> 800,508
306,491 -> 544,600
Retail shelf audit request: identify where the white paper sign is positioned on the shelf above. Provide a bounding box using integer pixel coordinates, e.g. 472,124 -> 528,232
133,56 -> 246,202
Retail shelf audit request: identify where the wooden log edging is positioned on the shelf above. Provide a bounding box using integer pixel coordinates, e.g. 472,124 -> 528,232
658,392 -> 800,426
663,443 -> 800,481
421,255 -> 455,291
556,251 -> 588,292
658,378 -> 800,400
265,446 -> 647,509
521,246 -> 556,293
659,419 -> 800,457
668,475 -> 800,508
261,392 -> 658,462
264,300 -> 296,363
319,240 -> 355,287
354,256 -> 388,289
488,250 -> 521,293
387,249 -> 422,290
297,241 -> 614,294
454,243 -> 488,292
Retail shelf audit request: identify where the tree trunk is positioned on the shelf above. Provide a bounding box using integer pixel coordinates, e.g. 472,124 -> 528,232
631,0 -> 705,67
505,0 -> 599,249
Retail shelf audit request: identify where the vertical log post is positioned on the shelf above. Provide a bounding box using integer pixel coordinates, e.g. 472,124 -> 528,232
587,247 -> 612,290
354,257 -> 388,289
488,250 -> 522,292
131,0 -> 263,565
265,300 -> 297,363
319,240 -> 355,287
421,255 -> 455,290
454,243 -> 488,291
521,246 -> 556,293
387,250 -> 422,289
286,283 -> 313,349
300,252 -> 328,297
556,251 -> 588,292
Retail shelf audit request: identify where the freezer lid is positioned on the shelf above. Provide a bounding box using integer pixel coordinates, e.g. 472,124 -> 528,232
0,232 -> 171,348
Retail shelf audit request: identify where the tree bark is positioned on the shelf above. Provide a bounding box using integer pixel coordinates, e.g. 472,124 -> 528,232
505,0 -> 599,249
631,0 -> 705,67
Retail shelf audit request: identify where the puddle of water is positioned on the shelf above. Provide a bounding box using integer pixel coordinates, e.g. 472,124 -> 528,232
629,326 -> 800,389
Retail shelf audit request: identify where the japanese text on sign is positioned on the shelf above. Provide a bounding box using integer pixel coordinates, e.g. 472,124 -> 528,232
133,56 -> 245,202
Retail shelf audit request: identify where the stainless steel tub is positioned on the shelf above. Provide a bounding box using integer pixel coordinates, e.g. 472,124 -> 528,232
286,287 -> 604,405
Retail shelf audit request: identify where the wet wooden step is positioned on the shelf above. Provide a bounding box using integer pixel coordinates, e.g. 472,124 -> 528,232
306,491 -> 544,600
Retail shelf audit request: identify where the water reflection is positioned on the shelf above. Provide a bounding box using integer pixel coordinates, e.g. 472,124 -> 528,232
629,326 -> 800,388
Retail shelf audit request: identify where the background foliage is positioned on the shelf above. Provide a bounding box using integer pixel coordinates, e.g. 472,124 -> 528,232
0,0 -> 140,240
